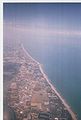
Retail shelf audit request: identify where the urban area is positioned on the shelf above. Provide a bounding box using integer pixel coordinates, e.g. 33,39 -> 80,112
3,44 -> 76,120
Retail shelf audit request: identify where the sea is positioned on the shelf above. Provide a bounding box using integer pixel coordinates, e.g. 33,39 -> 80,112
23,36 -> 81,120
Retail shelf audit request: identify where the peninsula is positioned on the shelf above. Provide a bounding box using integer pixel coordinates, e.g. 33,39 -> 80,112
3,44 -> 77,120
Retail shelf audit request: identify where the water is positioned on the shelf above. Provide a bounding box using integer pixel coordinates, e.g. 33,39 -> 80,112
3,82 -> 17,120
3,63 -> 19,120
23,36 -> 81,120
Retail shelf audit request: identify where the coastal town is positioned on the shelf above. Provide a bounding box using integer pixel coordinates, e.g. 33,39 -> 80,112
3,44 -> 77,120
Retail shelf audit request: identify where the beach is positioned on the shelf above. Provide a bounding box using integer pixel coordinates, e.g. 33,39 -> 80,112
22,44 -> 77,120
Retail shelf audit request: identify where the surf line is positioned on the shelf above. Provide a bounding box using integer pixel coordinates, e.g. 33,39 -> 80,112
21,43 -> 77,120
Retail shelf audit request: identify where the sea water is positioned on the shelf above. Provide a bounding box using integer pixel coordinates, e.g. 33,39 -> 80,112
23,36 -> 81,120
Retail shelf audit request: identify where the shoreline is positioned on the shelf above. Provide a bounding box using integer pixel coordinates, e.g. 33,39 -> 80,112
21,44 -> 77,120
39,65 -> 77,120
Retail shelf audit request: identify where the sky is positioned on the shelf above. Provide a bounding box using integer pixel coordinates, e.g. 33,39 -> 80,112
3,3 -> 81,120
3,3 -> 81,39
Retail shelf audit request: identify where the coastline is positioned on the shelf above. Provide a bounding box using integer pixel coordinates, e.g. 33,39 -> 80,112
21,44 -> 77,120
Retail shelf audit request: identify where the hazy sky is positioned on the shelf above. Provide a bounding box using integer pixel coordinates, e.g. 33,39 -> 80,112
3,3 -> 81,39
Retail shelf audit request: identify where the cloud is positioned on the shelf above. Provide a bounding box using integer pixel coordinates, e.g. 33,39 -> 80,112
4,22 -> 81,38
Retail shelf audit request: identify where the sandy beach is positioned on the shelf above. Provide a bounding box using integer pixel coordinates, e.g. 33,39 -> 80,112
39,65 -> 77,120
22,44 -> 77,120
